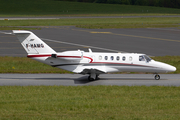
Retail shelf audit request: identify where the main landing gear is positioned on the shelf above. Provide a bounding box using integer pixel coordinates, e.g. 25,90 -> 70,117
154,74 -> 160,80
88,75 -> 99,81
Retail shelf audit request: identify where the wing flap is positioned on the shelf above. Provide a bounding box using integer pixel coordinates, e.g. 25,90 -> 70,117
80,68 -> 106,75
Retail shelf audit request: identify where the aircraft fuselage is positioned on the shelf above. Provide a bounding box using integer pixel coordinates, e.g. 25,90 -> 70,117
27,50 -> 176,75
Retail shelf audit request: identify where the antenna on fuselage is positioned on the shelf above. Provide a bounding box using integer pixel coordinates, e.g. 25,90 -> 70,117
88,48 -> 92,53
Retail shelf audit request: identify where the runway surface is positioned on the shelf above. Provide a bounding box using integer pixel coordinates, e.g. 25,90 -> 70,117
0,74 -> 180,86
0,26 -> 180,56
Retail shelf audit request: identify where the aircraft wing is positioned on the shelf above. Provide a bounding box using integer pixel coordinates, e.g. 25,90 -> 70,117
80,68 -> 106,75
46,57 -> 106,74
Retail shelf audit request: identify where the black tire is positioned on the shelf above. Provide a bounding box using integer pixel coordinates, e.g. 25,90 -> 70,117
88,76 -> 95,81
95,75 -> 99,80
154,74 -> 160,80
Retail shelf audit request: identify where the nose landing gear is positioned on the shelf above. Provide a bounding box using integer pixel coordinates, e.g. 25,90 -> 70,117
154,74 -> 160,80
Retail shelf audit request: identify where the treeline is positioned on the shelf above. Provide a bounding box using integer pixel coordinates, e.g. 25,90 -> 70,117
58,0 -> 180,9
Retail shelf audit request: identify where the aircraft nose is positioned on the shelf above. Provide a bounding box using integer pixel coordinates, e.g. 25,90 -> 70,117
154,61 -> 176,73
166,65 -> 176,72
170,66 -> 176,72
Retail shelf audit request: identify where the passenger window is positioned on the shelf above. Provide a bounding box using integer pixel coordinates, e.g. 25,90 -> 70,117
105,56 -> 108,60
122,56 -> 126,61
99,56 -> 102,60
129,56 -> 132,61
116,56 -> 120,61
111,56 -> 114,60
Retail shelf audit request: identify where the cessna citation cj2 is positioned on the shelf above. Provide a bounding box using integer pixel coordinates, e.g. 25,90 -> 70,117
13,30 -> 176,80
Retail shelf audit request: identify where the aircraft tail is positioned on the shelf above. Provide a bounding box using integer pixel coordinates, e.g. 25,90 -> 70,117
13,30 -> 56,54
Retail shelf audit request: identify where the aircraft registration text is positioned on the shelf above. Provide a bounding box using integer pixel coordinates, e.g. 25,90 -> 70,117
26,43 -> 44,48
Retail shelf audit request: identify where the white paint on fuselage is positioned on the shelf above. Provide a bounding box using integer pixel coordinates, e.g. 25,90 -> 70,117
29,50 -> 176,74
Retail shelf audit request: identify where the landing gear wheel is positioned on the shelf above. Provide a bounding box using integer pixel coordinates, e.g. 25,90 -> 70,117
95,75 -> 99,80
88,76 -> 95,81
154,74 -> 160,80
88,74 -> 100,81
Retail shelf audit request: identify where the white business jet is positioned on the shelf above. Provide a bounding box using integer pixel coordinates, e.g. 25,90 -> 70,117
13,30 -> 176,80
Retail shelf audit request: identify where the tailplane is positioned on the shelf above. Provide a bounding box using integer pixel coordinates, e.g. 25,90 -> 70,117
13,30 -> 56,54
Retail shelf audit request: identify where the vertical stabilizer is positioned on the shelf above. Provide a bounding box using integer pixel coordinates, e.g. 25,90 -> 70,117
13,30 -> 56,54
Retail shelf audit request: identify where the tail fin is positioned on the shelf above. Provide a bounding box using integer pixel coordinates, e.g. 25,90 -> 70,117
13,30 -> 56,54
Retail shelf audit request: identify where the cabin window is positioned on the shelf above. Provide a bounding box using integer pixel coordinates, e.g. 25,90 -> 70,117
105,56 -> 108,60
111,56 -> 114,60
122,56 -> 126,61
129,56 -> 132,61
116,56 -> 120,61
99,55 -> 102,60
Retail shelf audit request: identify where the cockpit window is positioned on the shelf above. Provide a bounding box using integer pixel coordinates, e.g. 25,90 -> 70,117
144,55 -> 152,62
139,56 -> 145,61
139,55 -> 152,62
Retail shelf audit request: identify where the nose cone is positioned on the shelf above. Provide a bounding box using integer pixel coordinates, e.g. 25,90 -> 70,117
163,63 -> 176,72
168,65 -> 176,72
155,61 -> 176,73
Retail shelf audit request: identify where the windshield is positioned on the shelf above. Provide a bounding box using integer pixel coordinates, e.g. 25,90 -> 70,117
144,55 -> 152,62
139,55 -> 152,62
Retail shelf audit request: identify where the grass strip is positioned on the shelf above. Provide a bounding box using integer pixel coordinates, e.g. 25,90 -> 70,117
0,0 -> 180,16
0,86 -> 180,119
0,56 -> 72,73
0,56 -> 179,73
0,26 -> 41,30
0,17 -> 180,29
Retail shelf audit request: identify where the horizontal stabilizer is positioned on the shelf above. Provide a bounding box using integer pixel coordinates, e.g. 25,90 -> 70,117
0,31 -> 13,34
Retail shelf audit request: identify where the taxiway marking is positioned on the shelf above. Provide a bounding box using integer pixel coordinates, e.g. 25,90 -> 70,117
72,28 -> 180,43
0,42 -> 19,43
90,32 -> 111,34
41,38 -> 125,53
109,33 -> 180,43
0,47 -> 23,49
147,28 -> 180,32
